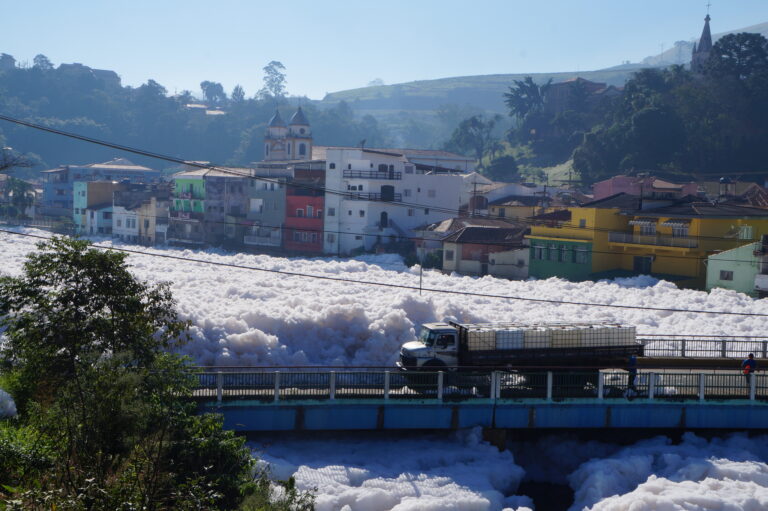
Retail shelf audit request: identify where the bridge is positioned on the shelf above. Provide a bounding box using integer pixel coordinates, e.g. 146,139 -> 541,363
195,365 -> 768,433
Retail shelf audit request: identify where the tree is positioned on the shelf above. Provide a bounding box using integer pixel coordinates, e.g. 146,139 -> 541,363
32,54 -> 53,71
4,177 -> 35,218
231,84 -> 245,103
504,77 -> 551,121
706,32 -> 768,80
0,147 -> 32,173
443,114 -> 501,167
200,80 -> 227,105
258,61 -> 287,100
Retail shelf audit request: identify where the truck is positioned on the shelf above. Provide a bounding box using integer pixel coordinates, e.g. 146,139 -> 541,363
396,321 -> 643,371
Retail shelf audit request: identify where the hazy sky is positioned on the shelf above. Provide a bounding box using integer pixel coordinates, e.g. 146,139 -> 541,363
3,1 -> 767,100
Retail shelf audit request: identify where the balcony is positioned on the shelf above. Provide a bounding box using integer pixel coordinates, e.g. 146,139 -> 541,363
343,170 -> 402,180
608,231 -> 698,248
175,192 -> 205,200
244,234 -> 282,247
348,192 -> 402,202
169,210 -> 204,221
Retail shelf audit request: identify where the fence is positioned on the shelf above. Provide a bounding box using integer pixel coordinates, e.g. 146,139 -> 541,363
193,368 -> 766,404
639,335 -> 768,358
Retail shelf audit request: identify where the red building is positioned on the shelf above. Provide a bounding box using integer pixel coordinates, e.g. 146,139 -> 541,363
283,168 -> 324,254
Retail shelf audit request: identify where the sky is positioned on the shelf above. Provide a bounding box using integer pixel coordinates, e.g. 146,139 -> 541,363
2,1 -> 768,100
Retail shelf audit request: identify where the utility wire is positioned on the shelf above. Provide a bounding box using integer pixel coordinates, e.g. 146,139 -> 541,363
2,227 -> 768,317
1,112 -> 766,243
1,199 -> 763,267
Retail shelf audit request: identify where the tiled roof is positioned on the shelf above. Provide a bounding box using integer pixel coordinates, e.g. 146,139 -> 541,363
442,225 -> 528,245
489,194 -> 540,207
530,209 -> 572,222
637,202 -> 768,219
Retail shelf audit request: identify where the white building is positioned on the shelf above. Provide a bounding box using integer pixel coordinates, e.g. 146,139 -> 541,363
460,172 -> 544,216
323,147 -> 471,255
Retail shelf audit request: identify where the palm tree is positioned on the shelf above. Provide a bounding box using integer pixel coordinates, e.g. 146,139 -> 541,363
504,77 -> 552,121
6,177 -> 34,219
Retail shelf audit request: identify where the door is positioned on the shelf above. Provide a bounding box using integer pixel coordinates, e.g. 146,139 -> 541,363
633,256 -> 652,274
380,211 -> 388,228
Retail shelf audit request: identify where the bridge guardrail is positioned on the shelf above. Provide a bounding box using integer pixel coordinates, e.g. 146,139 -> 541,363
639,336 -> 768,358
194,369 -> 765,404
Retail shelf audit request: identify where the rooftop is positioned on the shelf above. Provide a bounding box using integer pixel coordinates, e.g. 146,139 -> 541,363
442,225 -> 528,245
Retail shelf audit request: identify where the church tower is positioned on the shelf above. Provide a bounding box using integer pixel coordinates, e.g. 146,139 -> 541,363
286,107 -> 313,161
264,110 -> 288,161
691,14 -> 713,73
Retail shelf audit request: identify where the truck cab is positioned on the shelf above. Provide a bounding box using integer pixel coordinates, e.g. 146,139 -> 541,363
397,322 -> 459,370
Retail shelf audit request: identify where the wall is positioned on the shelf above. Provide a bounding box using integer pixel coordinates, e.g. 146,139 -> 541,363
706,242 -> 759,296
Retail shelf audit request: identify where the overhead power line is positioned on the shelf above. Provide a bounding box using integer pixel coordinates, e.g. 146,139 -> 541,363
2,227 -> 768,317
1,113 -> 766,244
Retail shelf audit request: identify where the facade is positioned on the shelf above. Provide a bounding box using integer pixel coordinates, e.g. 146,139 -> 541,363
243,166 -> 291,250
323,147 -> 467,255
83,204 -> 114,236
113,184 -> 171,245
706,242 -> 761,297
203,170 -> 249,246
414,217 -> 521,263
610,202 -> 768,288
284,166 -> 325,254
42,158 -> 160,217
73,181 -> 127,234
168,171 -> 206,245
442,225 -> 529,279
527,195 -> 640,281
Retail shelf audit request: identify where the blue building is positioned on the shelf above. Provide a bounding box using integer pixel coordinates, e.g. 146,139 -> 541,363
41,158 -> 161,217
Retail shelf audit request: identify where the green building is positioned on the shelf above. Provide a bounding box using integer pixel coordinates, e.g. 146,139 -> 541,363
706,242 -> 761,297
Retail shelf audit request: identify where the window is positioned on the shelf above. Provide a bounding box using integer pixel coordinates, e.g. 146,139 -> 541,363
445,250 -> 455,261
533,245 -> 544,260
329,163 -> 336,169
640,223 -> 656,236
300,128 -> 305,134
299,143 -> 306,156
359,210 -> 365,217
265,145 -> 269,156
116,219 -> 122,227
317,209 -> 323,218
549,244 -> 559,261
144,219 -> 149,229
407,209 -> 414,217
561,246 -> 571,262
720,270 -> 734,281
579,219 -> 586,228
499,208 -> 506,218
428,189 -> 436,198
575,248 -> 588,264
327,233 -> 336,243
739,225 -> 754,240
348,164 -> 352,170
296,209 -> 304,217
355,235 -> 363,240
672,225 -> 689,237
287,143 -> 291,155
424,208 -> 429,215
404,165 -> 414,174
404,189 -> 412,197
293,231 -> 301,241
307,206 -> 314,217
250,198 -> 264,213
348,210 -> 352,216
378,164 -> 388,172
328,207 -> 336,216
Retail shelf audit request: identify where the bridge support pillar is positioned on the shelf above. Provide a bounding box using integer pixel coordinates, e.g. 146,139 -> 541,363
482,428 -> 507,452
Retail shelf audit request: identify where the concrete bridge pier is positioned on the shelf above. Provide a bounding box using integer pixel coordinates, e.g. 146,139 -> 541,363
482,428 -> 508,451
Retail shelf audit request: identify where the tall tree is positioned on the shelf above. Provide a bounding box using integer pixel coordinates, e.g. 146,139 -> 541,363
200,80 -> 227,105
503,77 -> 551,121
443,114 -> 501,167
706,32 -> 768,80
231,84 -> 245,103
32,54 -> 53,71
258,60 -> 287,100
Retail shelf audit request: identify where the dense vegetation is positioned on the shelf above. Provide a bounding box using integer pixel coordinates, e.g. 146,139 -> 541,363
0,58 -> 388,171
0,237 -> 313,510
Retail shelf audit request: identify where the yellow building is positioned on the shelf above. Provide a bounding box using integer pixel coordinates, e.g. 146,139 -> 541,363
527,194 -> 637,281
609,201 -> 768,288
527,193 -> 768,288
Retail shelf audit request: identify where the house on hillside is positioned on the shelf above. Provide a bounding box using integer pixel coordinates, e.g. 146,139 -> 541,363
413,217 -> 522,265
593,174 -> 698,201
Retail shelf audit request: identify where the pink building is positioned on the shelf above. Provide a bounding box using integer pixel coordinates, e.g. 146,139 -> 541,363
593,175 -> 699,201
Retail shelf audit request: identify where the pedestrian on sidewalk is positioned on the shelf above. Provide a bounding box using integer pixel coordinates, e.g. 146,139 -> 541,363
742,353 -> 757,388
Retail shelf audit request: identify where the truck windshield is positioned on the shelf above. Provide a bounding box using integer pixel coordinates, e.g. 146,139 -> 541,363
417,327 -> 435,346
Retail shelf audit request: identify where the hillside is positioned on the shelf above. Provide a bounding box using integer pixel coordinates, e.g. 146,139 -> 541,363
320,20 -> 768,120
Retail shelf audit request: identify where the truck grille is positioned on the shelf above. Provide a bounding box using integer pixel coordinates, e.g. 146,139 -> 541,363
400,355 -> 418,368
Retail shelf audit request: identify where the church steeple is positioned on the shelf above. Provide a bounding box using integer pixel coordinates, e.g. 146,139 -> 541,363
691,13 -> 713,73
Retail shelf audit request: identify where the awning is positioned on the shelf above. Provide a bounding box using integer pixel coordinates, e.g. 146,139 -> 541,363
661,220 -> 691,228
628,218 -> 657,227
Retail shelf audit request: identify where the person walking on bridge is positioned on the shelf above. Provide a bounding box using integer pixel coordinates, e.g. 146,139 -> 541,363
742,353 -> 757,388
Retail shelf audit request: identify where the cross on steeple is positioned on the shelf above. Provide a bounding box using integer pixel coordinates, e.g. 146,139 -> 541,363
706,2 -> 711,15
